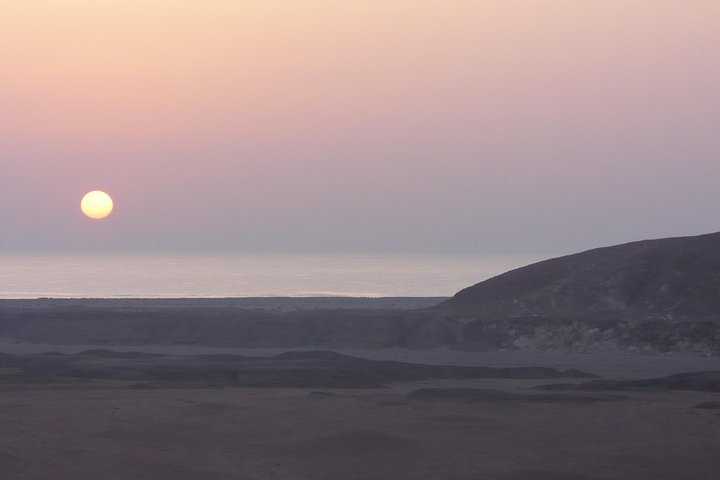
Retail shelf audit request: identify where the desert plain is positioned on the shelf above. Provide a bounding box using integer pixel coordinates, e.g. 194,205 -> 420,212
1,298 -> 719,480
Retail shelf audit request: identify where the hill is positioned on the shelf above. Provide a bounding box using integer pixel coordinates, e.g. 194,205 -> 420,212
444,231 -> 720,322
437,232 -> 720,353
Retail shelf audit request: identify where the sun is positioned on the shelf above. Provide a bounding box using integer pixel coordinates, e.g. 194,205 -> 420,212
81,190 -> 114,220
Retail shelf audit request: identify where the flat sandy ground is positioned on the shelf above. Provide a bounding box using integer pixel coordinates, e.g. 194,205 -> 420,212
2,374 -> 719,480
1,297 -> 719,479
2,342 -> 718,378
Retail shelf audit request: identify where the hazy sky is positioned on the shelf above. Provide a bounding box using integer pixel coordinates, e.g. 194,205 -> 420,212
1,1 -> 719,254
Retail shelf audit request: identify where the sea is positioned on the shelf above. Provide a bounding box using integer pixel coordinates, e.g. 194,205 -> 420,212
0,252 -> 549,299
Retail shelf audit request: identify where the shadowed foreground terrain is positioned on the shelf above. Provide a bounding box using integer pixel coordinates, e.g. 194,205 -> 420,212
534,370 -> 720,393
1,349 -> 719,480
0,349 -> 594,388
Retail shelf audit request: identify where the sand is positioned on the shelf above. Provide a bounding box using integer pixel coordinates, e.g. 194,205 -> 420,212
1,351 -> 719,480
1,379 -> 719,479
1,297 -> 719,479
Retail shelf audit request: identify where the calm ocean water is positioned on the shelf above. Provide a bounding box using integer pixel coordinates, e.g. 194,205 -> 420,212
0,253 -> 548,299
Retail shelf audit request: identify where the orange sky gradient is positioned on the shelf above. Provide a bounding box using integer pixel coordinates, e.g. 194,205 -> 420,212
1,1 -> 719,253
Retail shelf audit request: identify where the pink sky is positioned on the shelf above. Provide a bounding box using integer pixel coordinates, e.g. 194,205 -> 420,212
1,1 -> 719,253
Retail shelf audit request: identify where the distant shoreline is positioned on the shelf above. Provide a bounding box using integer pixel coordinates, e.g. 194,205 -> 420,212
1,252 -> 546,299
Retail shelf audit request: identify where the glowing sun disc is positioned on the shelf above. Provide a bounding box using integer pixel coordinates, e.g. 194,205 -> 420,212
81,190 -> 114,219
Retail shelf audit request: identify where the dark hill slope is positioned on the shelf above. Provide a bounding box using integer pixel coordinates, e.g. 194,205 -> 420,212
444,232 -> 720,322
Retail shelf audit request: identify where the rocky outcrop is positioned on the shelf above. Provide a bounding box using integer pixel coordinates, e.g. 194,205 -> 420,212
444,231 -> 720,321
438,232 -> 720,354
451,316 -> 719,354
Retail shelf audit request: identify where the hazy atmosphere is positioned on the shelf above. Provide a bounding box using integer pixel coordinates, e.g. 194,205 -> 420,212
2,1 -> 719,254
3,4 -> 720,480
